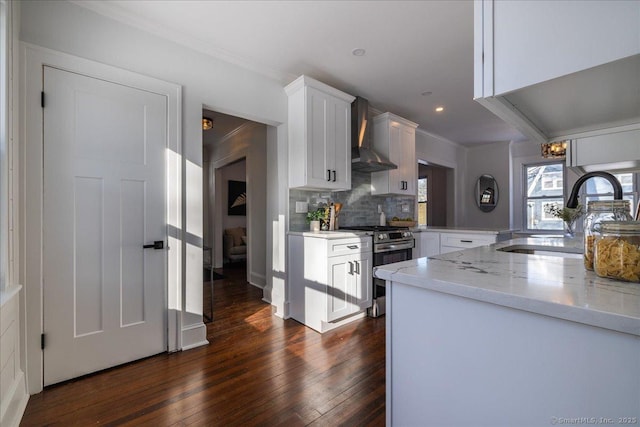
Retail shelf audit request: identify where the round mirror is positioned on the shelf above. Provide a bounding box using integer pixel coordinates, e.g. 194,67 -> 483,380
476,174 -> 498,212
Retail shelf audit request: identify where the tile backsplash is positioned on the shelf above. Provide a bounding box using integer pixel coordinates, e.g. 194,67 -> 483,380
289,170 -> 415,231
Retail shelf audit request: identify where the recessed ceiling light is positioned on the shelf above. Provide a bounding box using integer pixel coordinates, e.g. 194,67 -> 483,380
352,48 -> 366,57
421,91 -> 433,96
435,106 -> 445,113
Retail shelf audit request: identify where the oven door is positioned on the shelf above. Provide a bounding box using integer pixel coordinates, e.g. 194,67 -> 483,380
369,240 -> 413,317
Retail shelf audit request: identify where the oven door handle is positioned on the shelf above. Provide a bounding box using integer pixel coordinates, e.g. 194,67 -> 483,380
375,242 -> 414,252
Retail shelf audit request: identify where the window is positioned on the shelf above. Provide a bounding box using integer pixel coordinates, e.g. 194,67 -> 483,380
418,177 -> 427,225
524,162 -> 565,232
581,172 -> 638,211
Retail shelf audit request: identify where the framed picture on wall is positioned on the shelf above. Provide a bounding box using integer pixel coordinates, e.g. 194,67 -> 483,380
228,180 -> 246,216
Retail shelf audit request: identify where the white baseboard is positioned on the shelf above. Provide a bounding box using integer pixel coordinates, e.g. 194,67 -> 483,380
180,322 -> 208,350
249,271 -> 266,288
0,372 -> 29,427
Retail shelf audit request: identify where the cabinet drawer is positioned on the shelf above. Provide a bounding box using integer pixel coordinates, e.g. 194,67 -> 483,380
327,237 -> 372,257
440,233 -> 496,249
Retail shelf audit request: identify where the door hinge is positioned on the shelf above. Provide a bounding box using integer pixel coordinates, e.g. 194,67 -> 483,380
41,91 -> 45,108
41,333 -> 45,350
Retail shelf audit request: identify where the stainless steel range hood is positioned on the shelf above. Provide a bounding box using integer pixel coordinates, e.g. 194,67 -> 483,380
351,96 -> 398,172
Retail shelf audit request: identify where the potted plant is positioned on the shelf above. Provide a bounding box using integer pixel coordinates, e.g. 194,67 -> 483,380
306,208 -> 325,232
544,203 -> 584,237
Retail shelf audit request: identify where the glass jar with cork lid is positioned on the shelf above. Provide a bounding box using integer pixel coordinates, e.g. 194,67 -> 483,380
583,200 -> 632,270
593,221 -> 640,283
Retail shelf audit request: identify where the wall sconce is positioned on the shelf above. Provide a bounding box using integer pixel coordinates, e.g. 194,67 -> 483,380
541,141 -> 567,158
202,117 -> 213,130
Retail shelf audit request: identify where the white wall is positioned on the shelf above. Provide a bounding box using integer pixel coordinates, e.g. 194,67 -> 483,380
19,0 -> 287,392
464,141 -> 511,228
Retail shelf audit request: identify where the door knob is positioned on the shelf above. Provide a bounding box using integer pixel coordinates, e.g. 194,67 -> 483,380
143,240 -> 164,250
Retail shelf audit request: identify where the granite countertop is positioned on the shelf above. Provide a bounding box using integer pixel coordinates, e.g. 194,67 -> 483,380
412,226 -> 516,234
374,237 -> 640,336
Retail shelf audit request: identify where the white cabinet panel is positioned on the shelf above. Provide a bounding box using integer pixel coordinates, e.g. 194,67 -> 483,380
474,0 -> 640,142
491,0 -> 640,95
419,230 -> 509,256
286,76 -> 354,191
567,128 -> 640,173
327,252 -> 372,322
371,113 -> 418,196
418,232 -> 440,258
289,234 -> 372,333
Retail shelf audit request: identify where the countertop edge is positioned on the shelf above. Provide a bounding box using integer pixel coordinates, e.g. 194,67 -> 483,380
374,242 -> 640,337
288,230 -> 370,239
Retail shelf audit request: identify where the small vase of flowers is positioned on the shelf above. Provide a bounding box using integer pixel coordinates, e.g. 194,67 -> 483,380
544,203 -> 584,237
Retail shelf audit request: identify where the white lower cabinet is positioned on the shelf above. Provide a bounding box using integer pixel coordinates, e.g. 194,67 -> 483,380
289,234 -> 372,333
327,253 -> 372,321
418,232 -> 441,258
416,230 -> 511,256
439,233 -> 499,254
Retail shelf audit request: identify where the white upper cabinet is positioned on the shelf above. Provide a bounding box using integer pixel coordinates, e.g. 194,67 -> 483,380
371,113 -> 418,196
567,128 -> 640,174
286,75 -> 354,191
474,0 -> 640,142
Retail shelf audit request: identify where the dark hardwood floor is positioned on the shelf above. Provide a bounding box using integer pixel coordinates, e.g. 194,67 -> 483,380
21,263 -> 386,426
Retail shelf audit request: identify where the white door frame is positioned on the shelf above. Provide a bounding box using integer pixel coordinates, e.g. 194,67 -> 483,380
22,43 -> 182,394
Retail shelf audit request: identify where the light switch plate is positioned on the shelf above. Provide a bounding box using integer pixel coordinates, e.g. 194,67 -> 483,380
295,201 -> 308,213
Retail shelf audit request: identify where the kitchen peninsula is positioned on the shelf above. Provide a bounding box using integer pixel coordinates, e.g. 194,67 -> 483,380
375,237 -> 640,426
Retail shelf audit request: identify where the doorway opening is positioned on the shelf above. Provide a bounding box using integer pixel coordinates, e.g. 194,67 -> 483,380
418,161 -> 454,227
202,107 -> 268,323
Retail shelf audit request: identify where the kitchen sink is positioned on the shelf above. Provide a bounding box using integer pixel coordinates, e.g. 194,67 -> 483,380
497,245 -> 583,259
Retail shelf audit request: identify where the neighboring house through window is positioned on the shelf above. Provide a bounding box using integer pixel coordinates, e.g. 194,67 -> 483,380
524,161 -> 639,233
524,162 -> 565,232
580,172 -> 637,210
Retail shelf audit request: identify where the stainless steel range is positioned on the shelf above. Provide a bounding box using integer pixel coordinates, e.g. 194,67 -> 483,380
341,226 -> 414,317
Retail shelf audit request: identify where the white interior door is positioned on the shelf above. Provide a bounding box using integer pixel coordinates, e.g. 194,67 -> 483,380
43,66 -> 167,386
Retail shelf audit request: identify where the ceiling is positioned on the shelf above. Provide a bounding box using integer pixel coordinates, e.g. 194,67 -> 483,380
74,0 -> 525,146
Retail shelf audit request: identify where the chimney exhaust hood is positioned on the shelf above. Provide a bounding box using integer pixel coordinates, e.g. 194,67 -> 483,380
351,96 -> 398,173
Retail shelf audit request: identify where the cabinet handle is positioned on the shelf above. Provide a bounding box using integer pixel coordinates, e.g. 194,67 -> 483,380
327,169 -> 331,181
355,261 -> 360,275
332,170 -> 336,182
347,245 -> 359,249
460,240 -> 473,243
348,261 -> 354,275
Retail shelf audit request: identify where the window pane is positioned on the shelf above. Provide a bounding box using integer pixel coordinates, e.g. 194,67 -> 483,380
584,173 -> 633,194
418,178 -> 427,203
526,198 -> 564,230
526,164 -> 564,197
418,202 -> 427,225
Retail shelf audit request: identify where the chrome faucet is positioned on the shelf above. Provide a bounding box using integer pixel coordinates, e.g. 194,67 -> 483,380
566,171 -> 623,208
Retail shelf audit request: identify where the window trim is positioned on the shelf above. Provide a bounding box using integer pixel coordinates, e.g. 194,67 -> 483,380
0,0 -> 9,292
